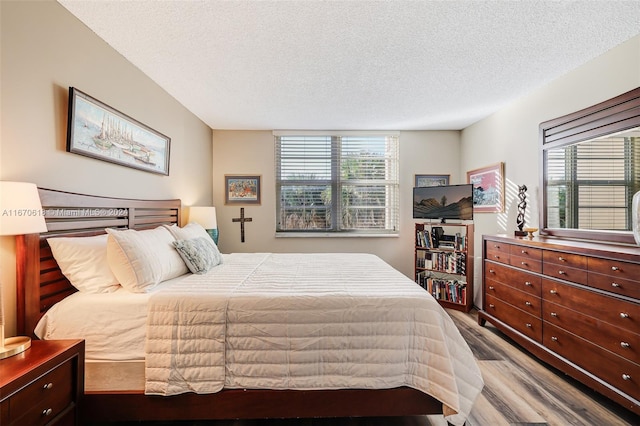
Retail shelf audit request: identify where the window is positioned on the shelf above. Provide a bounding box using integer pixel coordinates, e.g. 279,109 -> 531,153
540,87 -> 640,244
275,132 -> 399,235
546,131 -> 640,230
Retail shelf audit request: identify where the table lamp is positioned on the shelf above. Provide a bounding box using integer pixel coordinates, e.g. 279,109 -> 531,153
0,181 -> 48,359
188,206 -> 218,245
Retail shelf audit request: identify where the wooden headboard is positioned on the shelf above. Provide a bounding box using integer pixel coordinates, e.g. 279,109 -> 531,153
16,188 -> 181,336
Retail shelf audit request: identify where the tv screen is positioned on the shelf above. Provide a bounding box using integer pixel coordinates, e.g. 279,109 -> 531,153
413,184 -> 473,221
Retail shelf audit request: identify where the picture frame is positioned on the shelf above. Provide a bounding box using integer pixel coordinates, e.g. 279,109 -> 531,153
225,175 -> 261,205
466,162 -> 505,213
66,87 -> 171,175
414,174 -> 450,187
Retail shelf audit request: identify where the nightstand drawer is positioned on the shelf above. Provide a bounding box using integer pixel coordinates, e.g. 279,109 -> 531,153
0,340 -> 84,426
9,360 -> 73,426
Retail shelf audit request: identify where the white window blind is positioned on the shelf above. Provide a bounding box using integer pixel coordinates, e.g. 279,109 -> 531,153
546,135 -> 640,230
275,133 -> 399,234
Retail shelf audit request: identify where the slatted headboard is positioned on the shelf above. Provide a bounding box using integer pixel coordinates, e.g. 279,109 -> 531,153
16,188 -> 181,336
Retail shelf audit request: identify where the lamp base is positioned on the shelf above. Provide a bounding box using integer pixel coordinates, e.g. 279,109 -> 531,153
206,228 -> 219,245
0,336 -> 31,359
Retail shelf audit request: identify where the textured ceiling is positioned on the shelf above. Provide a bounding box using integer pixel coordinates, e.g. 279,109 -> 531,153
58,0 -> 640,131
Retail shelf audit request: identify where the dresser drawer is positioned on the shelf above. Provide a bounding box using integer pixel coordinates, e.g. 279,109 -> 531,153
509,245 -> 542,273
8,359 -> 73,426
486,244 -> 510,264
588,256 -> 640,280
484,261 -> 541,297
542,263 -> 588,285
543,300 -> 640,365
588,272 -> 640,300
544,322 -> 640,401
542,279 -> 640,335
485,294 -> 542,342
486,279 -> 541,318
543,250 -> 587,269
509,254 -> 542,273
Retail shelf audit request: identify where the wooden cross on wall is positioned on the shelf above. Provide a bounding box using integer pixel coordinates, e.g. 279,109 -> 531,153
232,208 -> 253,243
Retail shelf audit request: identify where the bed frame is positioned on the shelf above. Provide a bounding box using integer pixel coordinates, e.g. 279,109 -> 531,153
16,188 -> 445,423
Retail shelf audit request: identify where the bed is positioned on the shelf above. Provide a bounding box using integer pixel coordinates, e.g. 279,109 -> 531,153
16,188 -> 483,425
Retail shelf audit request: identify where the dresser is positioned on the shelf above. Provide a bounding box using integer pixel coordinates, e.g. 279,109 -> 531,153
0,340 -> 84,426
479,235 -> 639,415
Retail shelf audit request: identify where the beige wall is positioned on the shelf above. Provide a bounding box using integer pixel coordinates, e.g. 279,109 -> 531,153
461,34 -> 640,303
212,130 -> 462,277
0,0 -> 213,335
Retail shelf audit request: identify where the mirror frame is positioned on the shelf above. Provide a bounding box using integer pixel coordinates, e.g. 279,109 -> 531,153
539,87 -> 640,245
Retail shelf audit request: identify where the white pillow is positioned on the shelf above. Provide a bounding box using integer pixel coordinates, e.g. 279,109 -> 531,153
164,222 -> 213,242
47,234 -> 120,293
106,226 -> 189,293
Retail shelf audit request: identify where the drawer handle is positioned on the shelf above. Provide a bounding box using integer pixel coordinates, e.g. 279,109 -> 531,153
551,336 -> 558,342
620,312 -> 629,319
621,342 -> 630,348
489,286 -> 495,290
558,270 -> 566,275
489,269 -> 495,274
521,261 -> 528,266
611,266 -> 620,271
622,374 -> 631,381
494,244 -> 500,249
525,301 -> 532,306
494,255 -> 500,259
43,408 -> 53,417
550,312 -> 558,317
525,281 -> 532,287
43,382 -> 53,390
549,289 -> 557,294
558,256 -> 565,262
489,304 -> 495,308
611,282 -> 620,288
521,250 -> 527,254
525,323 -> 532,328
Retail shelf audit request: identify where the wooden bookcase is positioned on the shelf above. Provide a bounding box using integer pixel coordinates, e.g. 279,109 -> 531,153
414,222 -> 474,312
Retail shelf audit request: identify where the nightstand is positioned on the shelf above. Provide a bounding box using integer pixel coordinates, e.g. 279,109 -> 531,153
0,339 -> 84,426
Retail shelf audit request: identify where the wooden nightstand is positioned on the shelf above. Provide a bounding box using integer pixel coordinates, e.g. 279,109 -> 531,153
0,339 -> 84,426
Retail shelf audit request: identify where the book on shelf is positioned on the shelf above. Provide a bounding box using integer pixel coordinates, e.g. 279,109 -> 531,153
415,273 -> 467,305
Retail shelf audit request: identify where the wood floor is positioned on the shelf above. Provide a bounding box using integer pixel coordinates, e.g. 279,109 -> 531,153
92,309 -> 639,426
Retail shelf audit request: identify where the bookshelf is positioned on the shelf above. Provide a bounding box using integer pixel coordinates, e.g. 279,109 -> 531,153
415,222 -> 474,312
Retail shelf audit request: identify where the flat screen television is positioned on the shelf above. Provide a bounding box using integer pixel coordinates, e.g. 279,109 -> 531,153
413,184 -> 474,221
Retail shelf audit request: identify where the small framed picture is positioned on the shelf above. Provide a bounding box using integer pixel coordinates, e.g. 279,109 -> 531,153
225,175 -> 261,205
414,174 -> 450,187
466,162 -> 505,213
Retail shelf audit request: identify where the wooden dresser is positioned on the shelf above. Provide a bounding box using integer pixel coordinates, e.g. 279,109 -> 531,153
0,340 -> 84,426
479,235 -> 639,415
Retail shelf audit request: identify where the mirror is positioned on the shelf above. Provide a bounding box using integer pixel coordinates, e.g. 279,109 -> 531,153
540,87 -> 640,244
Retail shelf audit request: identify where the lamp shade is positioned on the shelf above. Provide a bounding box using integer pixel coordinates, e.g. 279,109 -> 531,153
188,206 -> 217,229
0,182 -> 47,235
0,181 -> 45,358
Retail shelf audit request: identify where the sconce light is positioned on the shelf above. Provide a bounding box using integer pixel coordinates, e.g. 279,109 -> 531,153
0,181 -> 48,359
188,206 -> 218,245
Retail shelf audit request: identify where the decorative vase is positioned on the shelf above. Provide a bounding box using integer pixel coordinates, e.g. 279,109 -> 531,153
633,191 -> 640,245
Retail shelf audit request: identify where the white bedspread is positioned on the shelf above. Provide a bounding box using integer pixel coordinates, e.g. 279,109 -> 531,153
144,253 -> 483,425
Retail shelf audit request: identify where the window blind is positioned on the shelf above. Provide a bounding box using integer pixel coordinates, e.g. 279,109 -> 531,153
275,133 -> 399,233
546,135 -> 640,230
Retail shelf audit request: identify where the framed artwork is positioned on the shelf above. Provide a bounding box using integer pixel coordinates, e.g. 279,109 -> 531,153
414,174 -> 450,187
466,162 -> 505,213
66,87 -> 171,175
225,175 -> 261,205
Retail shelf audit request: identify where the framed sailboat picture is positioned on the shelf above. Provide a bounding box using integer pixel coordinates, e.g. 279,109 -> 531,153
66,87 -> 171,175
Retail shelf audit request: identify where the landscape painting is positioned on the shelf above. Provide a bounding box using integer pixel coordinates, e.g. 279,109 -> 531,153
466,162 -> 505,213
66,87 -> 171,175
